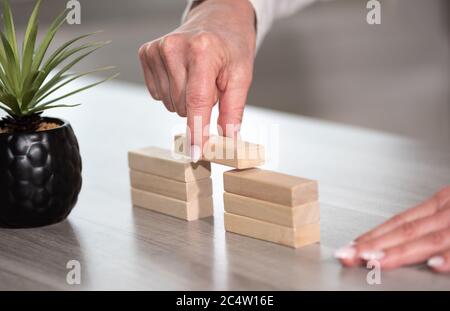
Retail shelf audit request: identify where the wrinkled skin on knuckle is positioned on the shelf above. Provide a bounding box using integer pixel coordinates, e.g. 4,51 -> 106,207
144,41 -> 160,61
189,32 -> 229,69
400,221 -> 417,239
189,31 -> 217,55
218,104 -> 244,123
388,214 -> 404,229
186,91 -> 212,110
160,34 -> 184,58
429,230 -> 447,247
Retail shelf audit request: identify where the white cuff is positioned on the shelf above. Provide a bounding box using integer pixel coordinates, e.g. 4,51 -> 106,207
249,0 -> 316,50
182,0 -> 200,24
248,0 -> 273,51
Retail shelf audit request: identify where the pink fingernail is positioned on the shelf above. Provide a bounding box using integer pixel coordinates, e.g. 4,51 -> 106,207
360,250 -> 385,261
334,245 -> 356,259
190,145 -> 201,163
427,256 -> 445,268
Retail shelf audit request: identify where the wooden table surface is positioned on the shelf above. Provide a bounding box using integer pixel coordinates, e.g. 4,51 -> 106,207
0,79 -> 449,290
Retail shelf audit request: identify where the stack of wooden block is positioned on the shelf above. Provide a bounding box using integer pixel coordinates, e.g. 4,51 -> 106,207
128,147 -> 214,221
223,168 -> 320,248
129,135 -> 320,249
174,134 -> 265,169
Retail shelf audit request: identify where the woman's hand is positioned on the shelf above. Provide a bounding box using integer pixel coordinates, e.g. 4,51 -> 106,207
138,0 -> 256,161
335,186 -> 450,273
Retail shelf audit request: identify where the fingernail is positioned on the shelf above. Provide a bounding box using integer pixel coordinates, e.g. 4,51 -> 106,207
360,250 -> 385,261
334,245 -> 356,259
190,145 -> 201,163
427,256 -> 445,268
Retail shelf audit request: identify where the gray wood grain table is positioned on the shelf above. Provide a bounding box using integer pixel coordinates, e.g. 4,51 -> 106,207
0,79 -> 449,290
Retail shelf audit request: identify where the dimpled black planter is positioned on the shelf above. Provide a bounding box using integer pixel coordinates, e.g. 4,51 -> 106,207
0,118 -> 82,228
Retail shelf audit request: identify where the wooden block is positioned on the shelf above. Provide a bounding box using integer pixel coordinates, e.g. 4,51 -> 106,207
224,168 -> 318,206
224,192 -> 319,228
131,188 -> 213,221
128,147 -> 211,182
174,134 -> 265,169
130,170 -> 213,201
224,212 -> 320,248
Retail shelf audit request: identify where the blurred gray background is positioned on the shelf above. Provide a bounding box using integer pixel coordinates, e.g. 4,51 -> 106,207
12,0 -> 449,146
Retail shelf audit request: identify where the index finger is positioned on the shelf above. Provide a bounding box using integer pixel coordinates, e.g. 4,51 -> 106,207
185,59 -> 218,162
356,193 -> 441,243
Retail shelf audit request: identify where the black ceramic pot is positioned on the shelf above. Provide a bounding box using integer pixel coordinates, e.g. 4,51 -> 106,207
0,117 -> 82,228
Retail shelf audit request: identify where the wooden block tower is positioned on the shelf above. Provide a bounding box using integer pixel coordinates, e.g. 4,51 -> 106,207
223,168 -> 320,248
128,135 -> 320,249
128,147 -> 213,221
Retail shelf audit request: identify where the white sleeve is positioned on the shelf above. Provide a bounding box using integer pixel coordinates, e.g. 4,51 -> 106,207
248,0 -> 316,49
182,0 -> 316,50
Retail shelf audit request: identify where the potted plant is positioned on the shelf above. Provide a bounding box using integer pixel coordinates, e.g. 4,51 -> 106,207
0,0 -> 117,228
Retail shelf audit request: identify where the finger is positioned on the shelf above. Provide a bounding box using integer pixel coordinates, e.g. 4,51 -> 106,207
217,66 -> 252,138
138,43 -> 160,100
186,58 -> 218,162
145,43 -> 175,112
356,208 -> 450,259
436,186 -> 450,207
159,36 -> 188,117
378,227 -> 450,269
338,187 -> 450,267
427,249 -> 450,273
356,193 -> 441,243
335,242 -> 364,267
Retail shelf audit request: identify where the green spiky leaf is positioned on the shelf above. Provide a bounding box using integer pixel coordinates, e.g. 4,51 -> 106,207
1,0 -> 20,70
29,43 -> 111,108
31,73 -> 119,113
30,8 -> 69,73
0,31 -> 20,93
29,103 -> 81,114
31,41 -> 111,102
0,0 -> 117,120
34,66 -> 115,105
21,0 -> 41,81
41,31 -> 103,72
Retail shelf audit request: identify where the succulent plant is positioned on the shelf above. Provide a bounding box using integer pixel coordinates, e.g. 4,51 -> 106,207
0,0 -> 117,131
